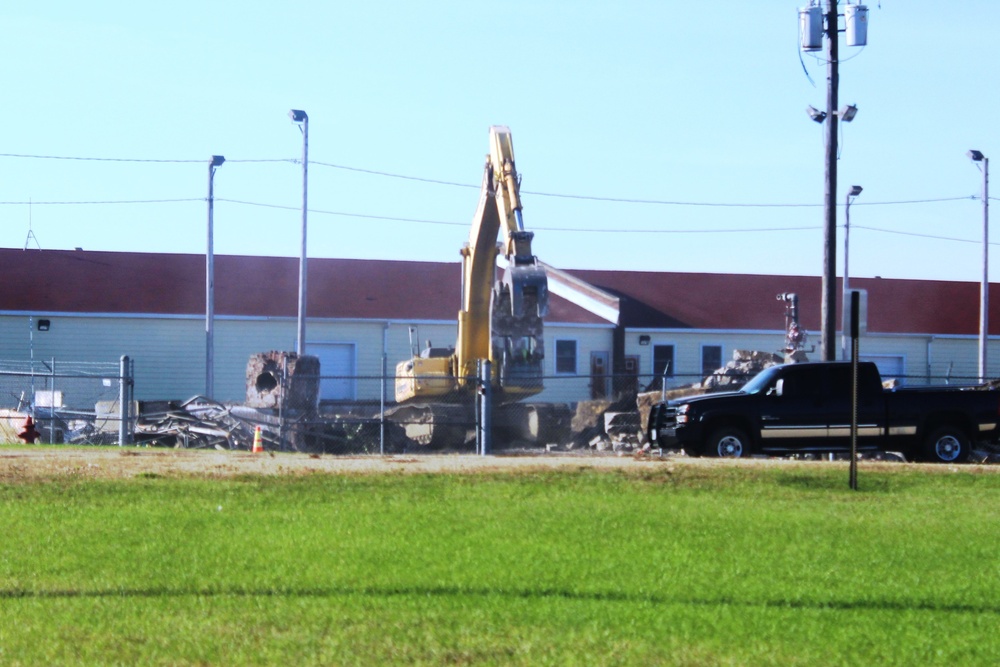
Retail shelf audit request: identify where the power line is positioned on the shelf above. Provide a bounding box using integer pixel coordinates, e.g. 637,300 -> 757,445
0,195 -> 988,242
220,198 -> 818,232
311,161 -> 475,189
315,161 -> 981,207
0,152 -> 291,164
0,195 -> 994,246
853,224 -> 1000,247
0,198 -> 202,205
0,151 -> 987,208
219,198 -> 467,227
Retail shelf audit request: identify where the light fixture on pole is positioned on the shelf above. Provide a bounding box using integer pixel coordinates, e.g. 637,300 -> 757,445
839,104 -> 858,122
206,154 -> 225,397
289,109 -> 309,356
968,149 -> 990,382
842,184 -> 862,360
806,105 -> 827,123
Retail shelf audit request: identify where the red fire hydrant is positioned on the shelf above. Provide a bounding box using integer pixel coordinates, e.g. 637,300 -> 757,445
18,416 -> 41,444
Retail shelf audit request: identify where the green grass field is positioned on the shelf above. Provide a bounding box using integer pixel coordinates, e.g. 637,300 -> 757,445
1,459 -> 998,665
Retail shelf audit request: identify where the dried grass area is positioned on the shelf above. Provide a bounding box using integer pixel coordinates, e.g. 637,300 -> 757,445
0,447 -> 674,482
3,446 -> 995,483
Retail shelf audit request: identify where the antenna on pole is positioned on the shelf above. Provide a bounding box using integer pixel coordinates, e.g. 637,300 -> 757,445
24,199 -> 41,250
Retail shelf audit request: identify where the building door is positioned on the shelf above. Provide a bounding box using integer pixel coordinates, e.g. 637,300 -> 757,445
308,343 -> 356,401
590,351 -> 610,399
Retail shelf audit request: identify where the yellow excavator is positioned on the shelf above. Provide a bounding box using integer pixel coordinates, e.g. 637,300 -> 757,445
392,126 -> 549,445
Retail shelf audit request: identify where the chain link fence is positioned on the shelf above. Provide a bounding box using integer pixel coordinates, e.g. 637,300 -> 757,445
5,355 -> 994,453
0,358 -> 134,445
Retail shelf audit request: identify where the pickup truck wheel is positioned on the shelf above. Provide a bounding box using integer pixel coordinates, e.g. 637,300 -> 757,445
922,427 -> 970,464
705,427 -> 751,458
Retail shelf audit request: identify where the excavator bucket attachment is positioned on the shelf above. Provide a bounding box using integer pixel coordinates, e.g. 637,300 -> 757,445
502,263 -> 548,320
492,262 -> 547,398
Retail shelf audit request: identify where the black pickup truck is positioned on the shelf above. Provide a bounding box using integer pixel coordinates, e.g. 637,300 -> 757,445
647,361 -> 1000,463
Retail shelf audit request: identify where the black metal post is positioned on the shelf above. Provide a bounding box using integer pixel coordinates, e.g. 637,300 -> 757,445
850,290 -> 860,490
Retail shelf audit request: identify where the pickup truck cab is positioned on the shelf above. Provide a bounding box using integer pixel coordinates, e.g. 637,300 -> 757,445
647,361 -> 1000,463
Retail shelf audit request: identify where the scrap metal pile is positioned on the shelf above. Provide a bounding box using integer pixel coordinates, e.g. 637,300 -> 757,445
133,395 -> 400,453
134,397 -> 261,450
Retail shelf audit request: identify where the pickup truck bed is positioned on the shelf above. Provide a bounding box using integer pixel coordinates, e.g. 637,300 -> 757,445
647,361 -> 1000,463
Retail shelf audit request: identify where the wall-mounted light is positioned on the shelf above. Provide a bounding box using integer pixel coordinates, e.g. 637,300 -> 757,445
638,335 -> 651,346
37,319 -> 50,331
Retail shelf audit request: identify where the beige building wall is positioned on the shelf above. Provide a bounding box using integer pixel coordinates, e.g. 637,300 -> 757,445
1,313 -> 993,409
0,314 -> 611,404
0,314 -> 205,402
625,330 -> 792,389
535,325 -> 615,404
622,330 -> 982,388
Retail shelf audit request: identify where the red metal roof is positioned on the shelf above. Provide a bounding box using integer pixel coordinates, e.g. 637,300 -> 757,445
0,249 -> 603,325
0,249 -> 988,335
565,268 -> 984,335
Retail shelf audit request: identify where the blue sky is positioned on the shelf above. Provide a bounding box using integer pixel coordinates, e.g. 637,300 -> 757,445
1,1 -> 997,282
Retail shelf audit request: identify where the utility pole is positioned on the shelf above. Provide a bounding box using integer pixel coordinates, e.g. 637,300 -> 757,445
821,0 -> 840,362
801,2 -> 868,361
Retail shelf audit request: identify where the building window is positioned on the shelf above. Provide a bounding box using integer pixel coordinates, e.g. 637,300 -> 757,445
555,340 -> 577,374
652,344 -> 674,379
702,345 -> 723,377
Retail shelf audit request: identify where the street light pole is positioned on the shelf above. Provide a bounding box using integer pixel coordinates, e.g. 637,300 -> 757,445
206,155 -> 225,397
842,184 -> 862,360
969,150 -> 990,382
289,109 -> 309,356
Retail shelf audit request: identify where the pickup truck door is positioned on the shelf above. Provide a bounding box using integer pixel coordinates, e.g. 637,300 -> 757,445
757,365 -> 831,450
823,364 -> 884,447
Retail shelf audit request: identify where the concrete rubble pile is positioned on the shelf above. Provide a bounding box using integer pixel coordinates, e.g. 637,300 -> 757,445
573,350 -> 784,452
699,350 -> 784,393
564,396 -> 644,454
135,351 -> 359,452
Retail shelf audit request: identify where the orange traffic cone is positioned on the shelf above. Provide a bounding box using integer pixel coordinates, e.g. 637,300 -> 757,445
252,426 -> 264,453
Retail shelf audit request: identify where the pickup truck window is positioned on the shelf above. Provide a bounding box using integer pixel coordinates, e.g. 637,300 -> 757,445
828,363 -> 882,399
742,366 -> 782,395
781,368 -> 824,399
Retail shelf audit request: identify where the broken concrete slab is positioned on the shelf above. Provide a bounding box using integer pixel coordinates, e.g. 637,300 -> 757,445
245,351 -> 320,411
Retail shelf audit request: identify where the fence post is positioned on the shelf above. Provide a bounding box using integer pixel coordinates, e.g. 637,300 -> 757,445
48,358 -> 56,443
380,352 -> 387,456
119,355 -> 131,446
480,359 -> 492,456
279,356 -> 287,452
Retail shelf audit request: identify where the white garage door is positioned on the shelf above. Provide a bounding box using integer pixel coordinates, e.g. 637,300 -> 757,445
308,343 -> 355,400
862,354 -> 905,384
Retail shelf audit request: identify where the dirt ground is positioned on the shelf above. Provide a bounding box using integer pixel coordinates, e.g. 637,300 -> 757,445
2,445 -> 998,483
0,446 -> 680,482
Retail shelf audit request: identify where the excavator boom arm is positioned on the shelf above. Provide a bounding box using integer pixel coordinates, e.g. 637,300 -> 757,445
457,126 -> 548,387
396,126 -> 547,405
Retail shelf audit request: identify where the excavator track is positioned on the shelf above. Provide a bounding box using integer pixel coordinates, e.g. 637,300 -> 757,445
381,403 -> 475,449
